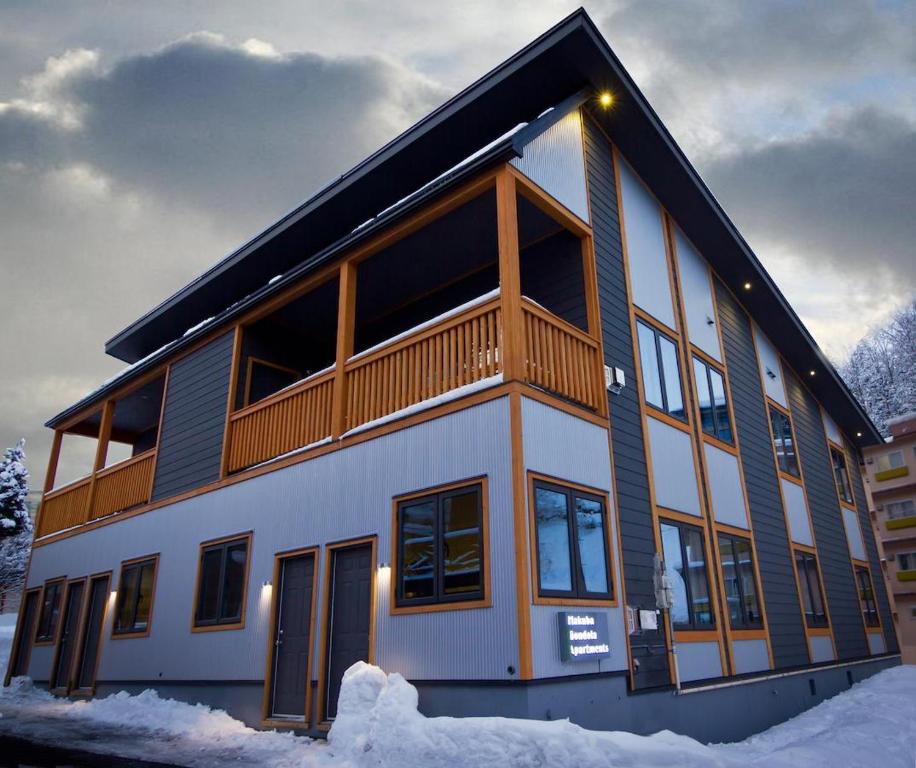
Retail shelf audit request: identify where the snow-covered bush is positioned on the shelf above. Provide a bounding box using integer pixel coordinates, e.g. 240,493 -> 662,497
0,439 -> 32,602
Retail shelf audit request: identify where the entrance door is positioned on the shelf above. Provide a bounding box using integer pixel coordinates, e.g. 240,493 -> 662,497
8,589 -> 40,679
268,552 -> 316,720
74,574 -> 110,693
50,580 -> 85,693
324,542 -> 373,720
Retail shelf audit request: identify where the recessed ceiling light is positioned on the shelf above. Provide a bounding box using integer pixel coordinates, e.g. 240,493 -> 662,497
598,91 -> 613,108
743,281 -> 752,291
856,431 -> 863,437
809,370 -> 816,377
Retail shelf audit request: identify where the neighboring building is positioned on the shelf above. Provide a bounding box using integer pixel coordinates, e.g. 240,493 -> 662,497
862,412 -> 916,664
3,11 -> 898,743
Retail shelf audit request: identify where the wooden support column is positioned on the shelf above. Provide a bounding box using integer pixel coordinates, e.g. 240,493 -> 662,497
331,261 -> 358,438
84,400 -> 114,523
496,167 -> 524,382
43,430 -> 63,494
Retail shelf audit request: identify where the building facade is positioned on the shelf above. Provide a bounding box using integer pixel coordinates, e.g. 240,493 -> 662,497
862,412 -> 916,664
4,11 -> 898,743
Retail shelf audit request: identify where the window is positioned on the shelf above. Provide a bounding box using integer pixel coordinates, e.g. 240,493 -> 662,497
718,535 -> 763,629
887,500 -> 915,520
830,447 -> 853,505
396,483 -> 484,607
693,358 -> 732,443
855,566 -> 879,628
113,557 -> 157,636
637,321 -> 685,420
194,535 -> 251,628
898,552 -> 916,571
876,451 -> 905,473
660,521 -> 714,629
795,551 -> 828,628
35,580 -> 64,642
532,480 -> 612,600
769,407 -> 800,478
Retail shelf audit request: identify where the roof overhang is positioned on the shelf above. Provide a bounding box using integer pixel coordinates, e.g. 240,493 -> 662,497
79,9 -> 880,445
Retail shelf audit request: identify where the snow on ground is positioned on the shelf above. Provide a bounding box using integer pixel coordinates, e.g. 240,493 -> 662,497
0,620 -> 913,768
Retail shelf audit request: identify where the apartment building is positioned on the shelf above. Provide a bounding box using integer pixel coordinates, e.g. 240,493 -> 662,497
4,10 -> 898,743
862,412 -> 916,663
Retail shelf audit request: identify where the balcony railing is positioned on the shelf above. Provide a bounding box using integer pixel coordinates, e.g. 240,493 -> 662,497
37,449 -> 156,538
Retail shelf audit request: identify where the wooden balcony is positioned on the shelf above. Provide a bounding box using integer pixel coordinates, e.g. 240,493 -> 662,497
37,449 -> 156,537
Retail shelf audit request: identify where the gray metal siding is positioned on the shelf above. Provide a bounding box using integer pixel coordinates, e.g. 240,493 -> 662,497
152,332 -> 234,501
715,282 -> 809,668
584,113 -> 669,688
786,370 -> 869,659
27,398 -> 518,684
849,444 -> 899,653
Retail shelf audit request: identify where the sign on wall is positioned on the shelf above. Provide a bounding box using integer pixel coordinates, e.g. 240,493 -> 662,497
557,611 -> 610,662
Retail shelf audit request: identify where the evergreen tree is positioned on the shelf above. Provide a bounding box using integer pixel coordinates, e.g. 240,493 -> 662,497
0,439 -> 31,538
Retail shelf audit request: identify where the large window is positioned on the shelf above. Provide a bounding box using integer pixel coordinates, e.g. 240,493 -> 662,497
795,550 -> 828,628
396,483 -> 484,607
194,535 -> 251,628
113,557 -> 158,636
637,321 -> 685,420
532,480 -> 612,600
769,407 -> 800,478
830,447 -> 854,504
854,566 -> 879,628
897,552 -> 916,571
887,500 -> 915,520
660,521 -> 714,630
718,534 -> 763,629
35,579 -> 64,642
693,358 -> 732,443
876,450 -> 905,473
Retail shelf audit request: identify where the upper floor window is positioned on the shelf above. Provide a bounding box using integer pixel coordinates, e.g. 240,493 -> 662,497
769,406 -> 800,478
693,357 -> 732,443
876,450 -> 905,473
830,447 -> 854,505
114,556 -> 158,636
887,499 -> 915,520
35,579 -> 64,642
795,550 -> 828,628
897,552 -> 916,571
194,535 -> 251,629
396,483 -> 484,607
533,480 -> 613,600
718,534 -> 763,629
636,321 -> 685,420
660,520 -> 714,630
854,566 -> 879,628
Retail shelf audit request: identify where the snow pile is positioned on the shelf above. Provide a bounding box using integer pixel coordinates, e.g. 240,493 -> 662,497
0,611 -> 16,673
326,662 -> 731,768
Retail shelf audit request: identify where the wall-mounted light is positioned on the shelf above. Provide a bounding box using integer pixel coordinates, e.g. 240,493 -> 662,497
378,562 -> 391,571
598,91 -> 613,109
262,580 -> 272,588
605,365 -> 626,395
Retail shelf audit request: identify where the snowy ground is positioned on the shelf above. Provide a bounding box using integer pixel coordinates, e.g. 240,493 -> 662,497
0,615 -> 913,767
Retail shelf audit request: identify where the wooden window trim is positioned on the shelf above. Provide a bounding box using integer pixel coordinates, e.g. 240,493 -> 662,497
768,405 -> 801,480
529,473 -> 616,606
854,565 -> 880,629
692,356 -> 734,446
717,533 -> 764,631
70,570 -> 112,696
191,531 -> 253,633
391,477 -> 490,615
828,443 -> 855,507
658,516 -> 717,632
260,546 -> 319,729
315,535 -> 378,728
34,577 -> 66,646
635,318 -> 688,424
111,554 -> 159,640
794,550 -> 829,630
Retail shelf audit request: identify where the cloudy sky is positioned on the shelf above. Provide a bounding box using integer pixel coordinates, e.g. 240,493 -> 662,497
1,0 -> 914,488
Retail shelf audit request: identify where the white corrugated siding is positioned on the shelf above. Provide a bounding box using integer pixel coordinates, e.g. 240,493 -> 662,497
511,109 -> 589,223
26,397 -> 518,684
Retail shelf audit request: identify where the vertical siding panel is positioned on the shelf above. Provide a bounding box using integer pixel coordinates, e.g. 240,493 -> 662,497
584,113 -> 668,688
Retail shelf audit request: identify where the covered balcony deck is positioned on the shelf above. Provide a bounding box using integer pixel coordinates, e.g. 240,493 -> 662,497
38,166 -> 606,537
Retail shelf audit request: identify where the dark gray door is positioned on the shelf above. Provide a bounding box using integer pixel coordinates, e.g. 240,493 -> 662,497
75,575 -> 109,691
325,544 -> 373,719
51,581 -> 84,692
10,590 -> 39,678
269,553 -> 315,719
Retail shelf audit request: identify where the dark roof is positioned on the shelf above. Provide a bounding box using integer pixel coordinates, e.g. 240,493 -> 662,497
62,9 -> 881,445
